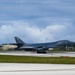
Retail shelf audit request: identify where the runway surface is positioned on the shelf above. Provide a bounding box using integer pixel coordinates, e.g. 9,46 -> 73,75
0,63 -> 75,75
0,51 -> 75,75
0,51 -> 75,57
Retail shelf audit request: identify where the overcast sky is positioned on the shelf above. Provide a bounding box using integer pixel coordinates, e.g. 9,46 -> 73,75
0,0 -> 75,43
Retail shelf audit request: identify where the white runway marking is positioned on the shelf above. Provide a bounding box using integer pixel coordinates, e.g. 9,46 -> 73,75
0,63 -> 75,75
1,68 -> 75,72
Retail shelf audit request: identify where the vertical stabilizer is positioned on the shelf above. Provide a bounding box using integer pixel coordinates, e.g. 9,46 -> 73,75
14,37 -> 25,45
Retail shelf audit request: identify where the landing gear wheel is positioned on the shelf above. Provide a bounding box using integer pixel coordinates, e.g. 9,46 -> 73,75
37,51 -> 47,54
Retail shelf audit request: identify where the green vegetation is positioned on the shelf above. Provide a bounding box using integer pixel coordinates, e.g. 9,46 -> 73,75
0,55 -> 75,64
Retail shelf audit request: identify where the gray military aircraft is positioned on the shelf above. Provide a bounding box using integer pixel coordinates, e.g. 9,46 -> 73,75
14,37 -> 75,53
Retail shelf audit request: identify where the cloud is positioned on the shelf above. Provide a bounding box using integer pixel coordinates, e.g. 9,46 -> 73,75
0,0 -> 74,44
0,21 -> 74,44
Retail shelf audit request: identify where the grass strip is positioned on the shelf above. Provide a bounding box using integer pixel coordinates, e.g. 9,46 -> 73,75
0,55 -> 75,64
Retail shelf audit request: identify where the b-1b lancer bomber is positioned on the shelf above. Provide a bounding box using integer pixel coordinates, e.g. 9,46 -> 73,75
14,37 -> 75,53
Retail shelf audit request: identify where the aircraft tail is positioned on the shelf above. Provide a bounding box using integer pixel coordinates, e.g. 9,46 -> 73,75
14,37 -> 25,45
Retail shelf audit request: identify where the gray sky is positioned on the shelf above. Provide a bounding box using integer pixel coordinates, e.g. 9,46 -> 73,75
0,0 -> 75,43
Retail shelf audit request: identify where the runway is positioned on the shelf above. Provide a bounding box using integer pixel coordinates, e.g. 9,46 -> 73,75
0,63 -> 75,75
0,51 -> 75,57
0,51 -> 75,75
